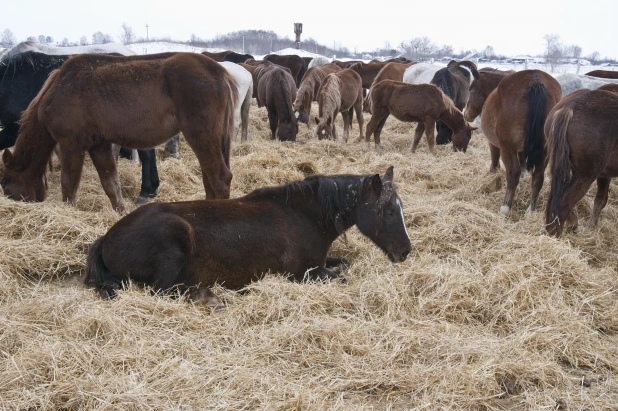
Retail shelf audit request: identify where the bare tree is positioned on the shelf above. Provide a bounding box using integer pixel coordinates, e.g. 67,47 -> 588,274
543,34 -> 563,72
400,37 -> 437,61
587,51 -> 600,63
61,37 -> 69,47
45,36 -> 53,44
27,36 -> 37,42
92,32 -> 113,44
483,45 -> 495,58
80,36 -> 88,46
1,29 -> 17,47
38,35 -> 46,44
120,22 -> 135,45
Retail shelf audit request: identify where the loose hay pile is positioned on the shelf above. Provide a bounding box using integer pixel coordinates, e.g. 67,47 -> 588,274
1,101 -> 618,410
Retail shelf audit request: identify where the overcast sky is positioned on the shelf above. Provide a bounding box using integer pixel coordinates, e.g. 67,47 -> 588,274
3,0 -> 616,58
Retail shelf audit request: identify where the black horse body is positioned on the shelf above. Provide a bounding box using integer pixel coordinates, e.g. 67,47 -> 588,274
431,66 -> 472,145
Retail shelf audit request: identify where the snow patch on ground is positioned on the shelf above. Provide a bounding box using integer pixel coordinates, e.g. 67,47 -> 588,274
126,42 -> 227,55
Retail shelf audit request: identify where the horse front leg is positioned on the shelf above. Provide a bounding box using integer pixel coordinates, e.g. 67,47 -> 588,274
587,176 -> 611,228
489,144 -> 501,173
136,149 -> 158,205
499,148 -> 521,215
58,141 -> 86,207
305,266 -> 347,283
411,122 -> 426,153
88,142 -> 125,212
546,175 -> 596,236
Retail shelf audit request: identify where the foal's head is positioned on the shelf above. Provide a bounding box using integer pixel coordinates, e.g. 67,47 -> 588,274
356,167 -> 411,263
451,122 -> 477,153
314,116 -> 334,140
1,149 -> 47,202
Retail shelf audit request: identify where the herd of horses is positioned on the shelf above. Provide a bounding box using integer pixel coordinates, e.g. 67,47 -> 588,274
1,40 -> 618,305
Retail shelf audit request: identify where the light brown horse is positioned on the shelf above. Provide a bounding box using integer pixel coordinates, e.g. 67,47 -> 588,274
1,53 -> 238,212
585,70 -> 618,79
292,64 -> 341,125
363,62 -> 416,113
545,88 -> 618,236
364,80 -> 475,153
479,70 -> 561,216
314,69 -> 364,142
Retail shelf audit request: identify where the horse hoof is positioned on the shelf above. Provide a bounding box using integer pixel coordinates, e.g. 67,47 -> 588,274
376,144 -> 383,152
500,205 -> 510,215
136,196 -> 150,206
524,206 -> 533,217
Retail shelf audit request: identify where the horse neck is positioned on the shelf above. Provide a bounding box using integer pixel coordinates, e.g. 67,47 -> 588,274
273,74 -> 295,122
438,97 -> 466,132
481,73 -> 505,96
11,114 -> 56,177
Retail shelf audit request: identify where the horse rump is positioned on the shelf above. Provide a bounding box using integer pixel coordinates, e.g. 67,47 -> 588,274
85,236 -> 120,299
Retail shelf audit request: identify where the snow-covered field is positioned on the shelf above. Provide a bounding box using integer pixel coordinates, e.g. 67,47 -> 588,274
125,41 -> 227,55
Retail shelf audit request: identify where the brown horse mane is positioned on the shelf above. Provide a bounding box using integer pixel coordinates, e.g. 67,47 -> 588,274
295,67 -> 323,109
317,75 -> 342,125
269,67 -> 296,122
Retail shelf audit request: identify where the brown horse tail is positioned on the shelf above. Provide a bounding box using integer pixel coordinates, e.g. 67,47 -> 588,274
524,81 -> 548,171
222,75 -> 239,167
545,106 -> 574,229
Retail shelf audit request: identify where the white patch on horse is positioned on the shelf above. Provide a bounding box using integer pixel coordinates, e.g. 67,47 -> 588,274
396,198 -> 410,239
295,111 -> 300,118
322,129 -> 326,136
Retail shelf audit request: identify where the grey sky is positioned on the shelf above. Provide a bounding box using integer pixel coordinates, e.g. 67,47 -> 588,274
4,0 -> 616,58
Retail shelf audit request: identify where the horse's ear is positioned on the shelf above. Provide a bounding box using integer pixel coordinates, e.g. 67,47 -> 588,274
472,68 -> 480,80
314,117 -> 319,125
2,149 -> 13,169
383,166 -> 394,183
370,174 -> 382,196
447,60 -> 458,67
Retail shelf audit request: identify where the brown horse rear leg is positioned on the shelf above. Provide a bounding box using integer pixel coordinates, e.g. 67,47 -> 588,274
411,123 -> 426,153
499,149 -> 521,215
354,98 -> 364,141
548,176 -> 596,236
341,109 -> 351,143
489,144 -> 501,173
518,152 -> 528,178
364,109 -> 389,149
58,142 -> 86,207
89,143 -> 125,212
527,162 -> 546,215
587,177 -> 611,228
424,120 -> 437,155
267,109 -> 278,140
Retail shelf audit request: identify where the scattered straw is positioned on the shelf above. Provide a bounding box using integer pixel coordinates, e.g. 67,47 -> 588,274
1,100 -> 617,409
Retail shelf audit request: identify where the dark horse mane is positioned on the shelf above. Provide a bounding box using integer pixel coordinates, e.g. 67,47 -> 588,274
432,68 -> 454,99
244,173 -> 393,233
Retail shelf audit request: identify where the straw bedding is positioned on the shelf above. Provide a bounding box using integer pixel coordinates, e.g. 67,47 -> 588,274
1,101 -> 617,410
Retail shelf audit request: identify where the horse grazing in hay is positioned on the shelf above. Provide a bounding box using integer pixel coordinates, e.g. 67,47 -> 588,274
292,64 -> 341,125
1,53 -> 238,213
479,70 -> 561,216
85,167 -> 412,307
363,62 -> 416,113
314,69 -> 364,142
585,70 -> 618,79
430,61 -> 477,145
545,88 -> 618,237
257,64 -> 299,141
364,80 -> 475,153
264,54 -> 307,87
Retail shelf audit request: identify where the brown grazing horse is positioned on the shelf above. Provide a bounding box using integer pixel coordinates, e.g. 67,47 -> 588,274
1,53 -> 238,212
545,88 -> 618,237
292,64 -> 341,125
585,70 -> 618,79
479,70 -> 561,215
364,80 -> 475,153
364,62 -> 416,113
314,69 -> 364,142
257,64 -> 299,141
85,167 -> 412,307
264,54 -> 306,86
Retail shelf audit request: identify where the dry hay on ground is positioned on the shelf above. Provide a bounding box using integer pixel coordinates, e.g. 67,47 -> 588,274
1,100 -> 618,410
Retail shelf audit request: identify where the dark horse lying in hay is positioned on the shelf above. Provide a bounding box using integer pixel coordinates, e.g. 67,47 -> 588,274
257,63 -> 299,141
314,69 -> 364,142
364,80 -> 475,153
545,87 -> 618,237
85,167 -> 412,307
478,70 -> 561,216
292,63 -> 341,125
264,54 -> 307,87
1,52 -> 238,212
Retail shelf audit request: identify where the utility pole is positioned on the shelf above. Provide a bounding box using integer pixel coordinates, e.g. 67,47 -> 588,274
145,24 -> 149,41
294,23 -> 302,50
242,36 -> 245,54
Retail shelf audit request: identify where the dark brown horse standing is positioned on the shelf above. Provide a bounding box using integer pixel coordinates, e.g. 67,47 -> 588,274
1,53 -> 238,212
479,70 -> 561,215
545,88 -> 618,237
257,64 -> 299,141
349,61 -> 393,90
364,80 -> 475,153
585,70 -> 618,79
314,69 -> 364,142
85,167 -> 412,307
292,64 -> 341,125
201,50 -> 254,63
264,54 -> 306,86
